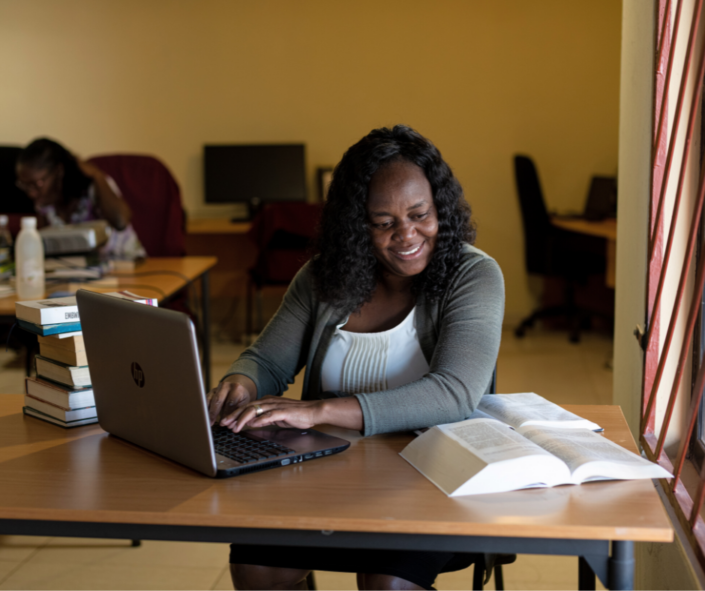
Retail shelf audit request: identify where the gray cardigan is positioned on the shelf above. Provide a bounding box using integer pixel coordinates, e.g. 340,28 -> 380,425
224,244 -> 505,436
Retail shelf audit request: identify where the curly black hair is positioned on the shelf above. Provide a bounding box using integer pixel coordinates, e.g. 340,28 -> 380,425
311,125 -> 475,312
17,138 -> 92,204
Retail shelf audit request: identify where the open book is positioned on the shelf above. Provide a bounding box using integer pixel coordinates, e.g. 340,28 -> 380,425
401,394 -> 671,496
471,392 -> 603,431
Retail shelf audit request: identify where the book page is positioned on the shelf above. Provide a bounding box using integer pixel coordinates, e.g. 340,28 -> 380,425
478,393 -> 602,431
401,419 -> 571,496
464,408 -> 496,422
441,418 -> 553,463
518,425 -> 672,482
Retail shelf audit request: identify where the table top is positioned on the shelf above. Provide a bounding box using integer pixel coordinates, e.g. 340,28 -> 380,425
186,218 -> 251,235
0,256 -> 217,316
551,216 -> 617,240
0,397 -> 672,543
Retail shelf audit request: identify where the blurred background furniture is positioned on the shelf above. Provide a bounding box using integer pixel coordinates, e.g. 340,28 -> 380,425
246,202 -> 323,336
551,217 -> 617,289
513,155 -> 607,343
0,145 -> 35,236
87,154 -> 186,257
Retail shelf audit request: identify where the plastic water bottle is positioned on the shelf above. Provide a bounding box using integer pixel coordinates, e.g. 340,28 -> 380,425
0,215 -> 12,267
15,216 -> 45,300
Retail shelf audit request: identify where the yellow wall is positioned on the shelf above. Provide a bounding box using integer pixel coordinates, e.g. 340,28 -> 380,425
0,0 -> 621,321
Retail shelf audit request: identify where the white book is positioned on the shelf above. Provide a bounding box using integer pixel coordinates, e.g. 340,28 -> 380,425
15,290 -> 158,325
24,394 -> 97,422
401,399 -> 671,497
25,376 -> 94,410
35,355 -> 91,388
23,406 -> 98,428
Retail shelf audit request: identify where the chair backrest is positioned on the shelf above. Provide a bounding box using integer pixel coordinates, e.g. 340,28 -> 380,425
513,155 -> 553,275
87,154 -> 186,257
247,202 -> 323,285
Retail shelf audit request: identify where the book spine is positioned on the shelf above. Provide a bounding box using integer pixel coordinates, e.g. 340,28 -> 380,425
23,407 -> 99,428
24,395 -> 96,421
38,344 -> 88,367
17,319 -> 82,336
26,379 -> 94,410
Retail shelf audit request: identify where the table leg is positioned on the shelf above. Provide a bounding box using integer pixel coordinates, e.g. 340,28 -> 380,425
201,270 -> 211,391
608,541 -> 634,590
606,239 -> 616,289
579,556 -> 596,590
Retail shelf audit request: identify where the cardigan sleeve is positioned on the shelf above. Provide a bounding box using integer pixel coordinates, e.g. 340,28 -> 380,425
354,254 -> 505,436
221,264 -> 315,398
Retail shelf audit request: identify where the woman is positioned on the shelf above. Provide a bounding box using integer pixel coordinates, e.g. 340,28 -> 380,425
15,138 -> 146,259
208,125 -> 505,590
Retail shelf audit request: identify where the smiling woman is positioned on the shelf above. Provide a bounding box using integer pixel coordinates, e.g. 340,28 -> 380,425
206,125 -> 505,590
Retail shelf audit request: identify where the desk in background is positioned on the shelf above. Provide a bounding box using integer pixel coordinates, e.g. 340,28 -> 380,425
186,219 -> 256,338
0,397 -> 672,590
0,256 -> 217,389
552,217 -> 617,289
186,218 -> 251,235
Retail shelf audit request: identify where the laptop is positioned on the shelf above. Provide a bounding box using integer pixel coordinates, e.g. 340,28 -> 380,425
76,290 -> 350,478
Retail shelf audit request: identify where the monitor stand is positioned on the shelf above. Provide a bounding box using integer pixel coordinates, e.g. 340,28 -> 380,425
231,197 -> 262,223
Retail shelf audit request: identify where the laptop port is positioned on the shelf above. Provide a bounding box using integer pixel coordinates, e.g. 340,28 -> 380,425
315,452 -> 323,457
281,459 -> 291,466
304,453 -> 314,459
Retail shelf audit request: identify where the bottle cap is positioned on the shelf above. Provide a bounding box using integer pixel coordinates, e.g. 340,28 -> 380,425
20,216 -> 37,229
0,215 -> 7,226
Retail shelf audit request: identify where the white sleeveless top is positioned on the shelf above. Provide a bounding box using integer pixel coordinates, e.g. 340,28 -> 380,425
320,307 -> 430,394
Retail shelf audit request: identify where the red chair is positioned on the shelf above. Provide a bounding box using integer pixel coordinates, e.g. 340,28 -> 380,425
246,202 -> 323,336
87,154 -> 186,257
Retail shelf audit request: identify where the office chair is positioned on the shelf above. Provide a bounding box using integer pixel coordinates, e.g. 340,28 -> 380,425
246,202 -> 323,336
300,373 -> 507,591
469,365 -> 515,591
86,154 -> 186,257
513,155 -> 606,343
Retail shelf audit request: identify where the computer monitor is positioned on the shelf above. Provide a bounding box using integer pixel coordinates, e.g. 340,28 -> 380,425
204,144 -> 306,218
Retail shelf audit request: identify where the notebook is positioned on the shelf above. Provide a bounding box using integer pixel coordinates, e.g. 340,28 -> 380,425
75,289 -> 350,478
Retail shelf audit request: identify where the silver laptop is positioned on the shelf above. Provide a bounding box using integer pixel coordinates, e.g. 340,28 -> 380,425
76,290 -> 350,478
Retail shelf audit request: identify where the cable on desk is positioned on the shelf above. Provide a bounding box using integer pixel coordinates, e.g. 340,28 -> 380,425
104,270 -> 203,346
5,321 -> 19,353
77,283 -> 168,299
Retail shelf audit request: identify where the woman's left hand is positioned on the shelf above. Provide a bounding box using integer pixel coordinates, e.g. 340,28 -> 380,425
220,396 -> 324,432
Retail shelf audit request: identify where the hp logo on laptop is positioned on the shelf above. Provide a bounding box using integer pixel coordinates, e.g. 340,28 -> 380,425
131,362 -> 145,388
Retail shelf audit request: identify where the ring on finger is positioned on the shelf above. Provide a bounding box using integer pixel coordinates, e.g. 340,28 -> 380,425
254,404 -> 264,416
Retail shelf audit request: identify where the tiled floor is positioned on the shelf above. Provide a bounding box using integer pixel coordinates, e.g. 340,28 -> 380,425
0,327 -> 612,590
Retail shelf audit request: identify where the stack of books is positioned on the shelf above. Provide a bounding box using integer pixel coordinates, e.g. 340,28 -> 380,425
15,291 -> 158,428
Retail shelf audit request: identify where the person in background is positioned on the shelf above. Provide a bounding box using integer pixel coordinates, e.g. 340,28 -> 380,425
208,125 -> 505,590
15,138 -> 146,259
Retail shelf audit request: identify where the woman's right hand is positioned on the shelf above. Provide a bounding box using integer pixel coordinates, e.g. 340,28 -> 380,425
207,374 -> 258,426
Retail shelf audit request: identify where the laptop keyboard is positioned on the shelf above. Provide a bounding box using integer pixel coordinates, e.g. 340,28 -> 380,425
212,428 -> 295,464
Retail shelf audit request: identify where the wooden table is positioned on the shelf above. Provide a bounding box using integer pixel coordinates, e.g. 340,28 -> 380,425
0,257 -> 217,389
186,218 -> 251,235
551,217 -> 617,289
0,399 -> 671,590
